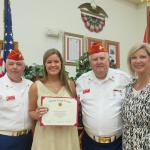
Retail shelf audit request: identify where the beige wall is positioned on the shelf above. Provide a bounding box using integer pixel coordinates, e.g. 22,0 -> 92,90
0,0 -> 147,77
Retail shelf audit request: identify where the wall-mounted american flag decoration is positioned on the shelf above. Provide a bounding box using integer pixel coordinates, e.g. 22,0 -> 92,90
78,3 -> 108,33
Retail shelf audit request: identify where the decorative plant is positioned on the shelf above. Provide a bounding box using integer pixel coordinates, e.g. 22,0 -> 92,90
24,63 -> 44,81
75,52 -> 91,79
24,63 -> 70,82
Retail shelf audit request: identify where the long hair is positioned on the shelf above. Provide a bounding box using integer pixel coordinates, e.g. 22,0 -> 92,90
42,48 -> 73,96
127,43 -> 150,77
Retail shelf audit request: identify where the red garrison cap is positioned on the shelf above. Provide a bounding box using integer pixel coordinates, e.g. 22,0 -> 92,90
7,49 -> 24,60
88,42 -> 107,55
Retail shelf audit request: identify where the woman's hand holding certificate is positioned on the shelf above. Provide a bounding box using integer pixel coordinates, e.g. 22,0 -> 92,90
35,107 -> 49,120
40,96 -> 78,126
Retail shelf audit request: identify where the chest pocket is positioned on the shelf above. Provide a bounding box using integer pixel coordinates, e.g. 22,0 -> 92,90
112,89 -> 125,103
0,99 -> 19,108
0,94 -> 20,108
80,90 -> 94,103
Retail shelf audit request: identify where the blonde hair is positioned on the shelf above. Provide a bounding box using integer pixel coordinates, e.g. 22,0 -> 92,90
127,43 -> 150,77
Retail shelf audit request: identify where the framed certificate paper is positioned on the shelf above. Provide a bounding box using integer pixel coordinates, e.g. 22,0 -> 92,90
40,96 -> 78,126
64,32 -> 84,65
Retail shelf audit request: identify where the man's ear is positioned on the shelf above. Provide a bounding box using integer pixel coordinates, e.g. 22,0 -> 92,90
22,63 -> 26,72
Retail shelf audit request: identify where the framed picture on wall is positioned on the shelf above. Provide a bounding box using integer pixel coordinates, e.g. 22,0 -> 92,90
86,37 -> 104,52
104,40 -> 120,68
64,32 -> 83,65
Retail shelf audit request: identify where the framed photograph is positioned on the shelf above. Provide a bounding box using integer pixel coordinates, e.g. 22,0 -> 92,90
86,37 -> 104,52
104,40 -> 120,68
64,32 -> 84,65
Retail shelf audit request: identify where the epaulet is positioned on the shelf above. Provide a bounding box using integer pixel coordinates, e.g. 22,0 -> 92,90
113,69 -> 130,78
77,71 -> 91,80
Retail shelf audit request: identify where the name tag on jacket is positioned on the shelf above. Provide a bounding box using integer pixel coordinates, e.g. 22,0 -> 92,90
6,96 -> 15,101
83,88 -> 90,94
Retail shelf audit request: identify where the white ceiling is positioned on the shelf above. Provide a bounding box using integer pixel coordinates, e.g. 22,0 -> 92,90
127,0 -> 143,4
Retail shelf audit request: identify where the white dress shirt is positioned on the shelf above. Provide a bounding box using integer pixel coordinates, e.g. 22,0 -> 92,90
0,74 -> 32,131
76,68 -> 130,136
